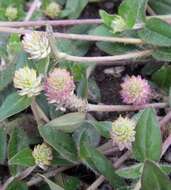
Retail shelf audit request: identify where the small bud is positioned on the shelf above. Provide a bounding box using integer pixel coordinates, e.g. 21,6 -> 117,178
111,15 -> 127,33
5,6 -> 18,21
111,116 -> 136,150
45,2 -> 61,18
13,66 -> 42,97
32,143 -> 53,169
67,94 -> 87,112
22,32 -> 51,59
120,75 -> 151,105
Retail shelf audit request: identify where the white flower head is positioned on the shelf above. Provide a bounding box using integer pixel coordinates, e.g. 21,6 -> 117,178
22,31 -> 51,59
13,66 -> 43,97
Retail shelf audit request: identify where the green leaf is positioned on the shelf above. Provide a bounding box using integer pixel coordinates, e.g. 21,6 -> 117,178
0,127 -> 7,164
152,65 -> 171,90
152,47 -> 171,62
0,63 -> 15,92
0,92 -> 32,121
119,0 -> 148,27
9,148 -> 35,167
99,10 -> 115,27
52,150 -> 72,166
77,75 -> 88,98
90,121 -> 112,138
139,18 -> 171,47
149,0 -> 171,14
142,160 -> 171,190
43,112 -> 85,133
8,127 -> 29,175
40,174 -> 64,190
6,180 -> 28,190
73,122 -> 100,148
88,79 -> 101,103
160,164 -> 171,175
133,108 -> 162,162
116,163 -> 143,179
39,126 -> 78,163
61,0 -> 88,19
89,25 -> 136,55
64,176 -> 80,190
79,140 -> 125,188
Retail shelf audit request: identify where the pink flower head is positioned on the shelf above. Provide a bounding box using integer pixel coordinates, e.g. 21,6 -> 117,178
120,75 -> 151,105
44,68 -> 75,109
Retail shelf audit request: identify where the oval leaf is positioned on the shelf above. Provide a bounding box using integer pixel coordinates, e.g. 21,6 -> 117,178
0,92 -> 32,121
9,148 -> 35,167
133,108 -> 162,162
139,18 -> 171,47
116,163 -> 143,179
39,126 -> 78,163
40,174 -> 64,190
142,160 -> 171,190
44,112 -> 85,133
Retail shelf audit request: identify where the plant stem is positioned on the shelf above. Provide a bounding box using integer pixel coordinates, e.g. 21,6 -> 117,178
87,151 -> 131,190
0,26 -> 144,45
161,134 -> 171,157
62,50 -> 152,63
0,15 -> 171,28
24,0 -> 40,21
27,166 -> 72,186
87,102 -> 168,112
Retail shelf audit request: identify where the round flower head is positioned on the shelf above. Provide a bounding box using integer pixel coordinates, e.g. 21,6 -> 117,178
32,143 -> 53,169
5,6 -> 18,21
111,116 -> 136,150
22,32 -> 51,59
45,2 -> 61,18
13,66 -> 42,97
120,75 -> 151,105
44,68 -> 75,110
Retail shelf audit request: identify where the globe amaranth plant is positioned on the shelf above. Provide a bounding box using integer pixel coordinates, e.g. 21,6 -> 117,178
1,0 -> 171,190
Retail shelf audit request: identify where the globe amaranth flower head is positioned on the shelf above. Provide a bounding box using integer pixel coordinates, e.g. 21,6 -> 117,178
13,66 -> 42,97
32,143 -> 53,169
44,68 -> 87,111
120,75 -> 151,105
5,6 -> 18,21
22,31 -> 51,59
111,116 -> 136,150
45,2 -> 61,18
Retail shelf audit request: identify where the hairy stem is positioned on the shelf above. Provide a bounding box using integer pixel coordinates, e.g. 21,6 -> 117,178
27,166 -> 72,186
62,50 -> 152,63
87,102 -> 168,112
0,15 -> 171,27
0,26 -> 144,45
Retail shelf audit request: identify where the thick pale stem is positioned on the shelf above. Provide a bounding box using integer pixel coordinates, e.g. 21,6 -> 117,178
0,26 -> 144,45
63,50 -> 152,63
87,102 -> 168,112
0,15 -> 171,27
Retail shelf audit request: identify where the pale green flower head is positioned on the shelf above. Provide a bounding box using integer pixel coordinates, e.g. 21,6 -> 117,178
111,116 -> 136,150
32,143 -> 53,169
5,6 -> 18,21
13,66 -> 43,97
22,32 -> 51,60
45,2 -> 61,18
